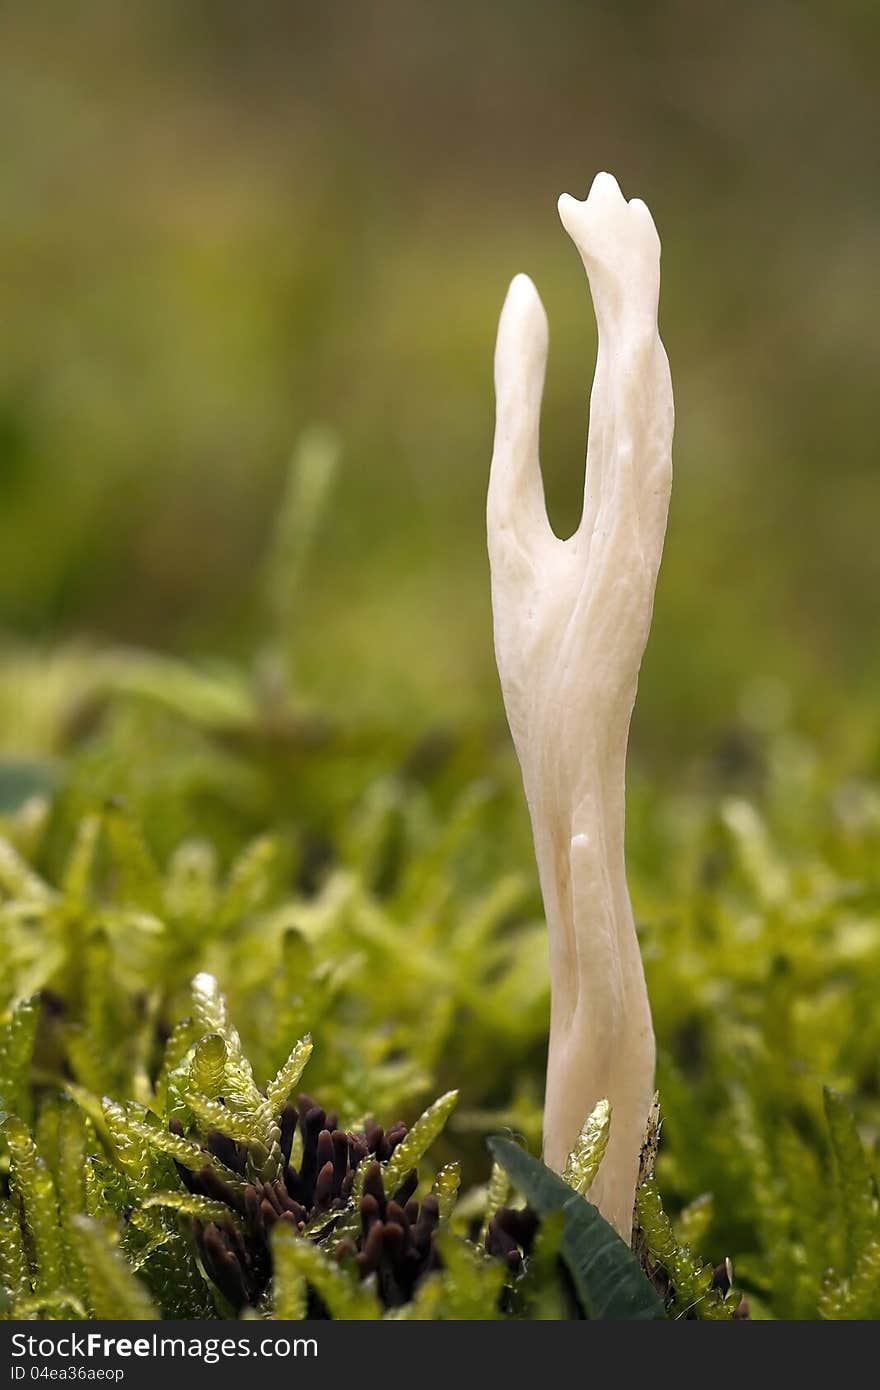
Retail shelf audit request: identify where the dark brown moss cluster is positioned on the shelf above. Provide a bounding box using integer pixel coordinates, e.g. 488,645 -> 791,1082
484,1204 -> 540,1274
336,1160 -> 442,1306
170,1093 -> 439,1311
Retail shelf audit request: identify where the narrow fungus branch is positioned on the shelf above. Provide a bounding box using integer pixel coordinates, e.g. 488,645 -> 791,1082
487,172 -> 674,1238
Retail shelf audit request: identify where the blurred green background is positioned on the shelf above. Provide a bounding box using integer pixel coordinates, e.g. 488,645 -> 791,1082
2,0 -> 879,767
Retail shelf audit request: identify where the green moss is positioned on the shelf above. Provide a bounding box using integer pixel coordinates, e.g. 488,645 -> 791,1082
0,593 -> 878,1318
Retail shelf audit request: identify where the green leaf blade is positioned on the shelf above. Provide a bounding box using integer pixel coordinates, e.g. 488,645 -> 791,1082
488,1136 -> 665,1321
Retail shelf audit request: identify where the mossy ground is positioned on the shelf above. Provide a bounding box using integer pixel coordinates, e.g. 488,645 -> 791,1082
1,603 -> 878,1317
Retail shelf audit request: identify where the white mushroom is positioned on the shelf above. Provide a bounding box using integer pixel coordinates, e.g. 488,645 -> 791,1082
487,172 -> 674,1238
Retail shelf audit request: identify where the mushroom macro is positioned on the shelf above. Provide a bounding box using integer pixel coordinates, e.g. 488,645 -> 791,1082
487,172 -> 674,1238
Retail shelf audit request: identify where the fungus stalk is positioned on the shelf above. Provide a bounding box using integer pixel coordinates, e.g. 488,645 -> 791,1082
488,172 -> 674,1237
